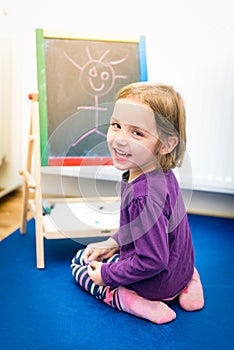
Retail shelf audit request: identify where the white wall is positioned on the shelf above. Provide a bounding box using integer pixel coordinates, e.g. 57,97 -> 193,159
0,0 -> 233,196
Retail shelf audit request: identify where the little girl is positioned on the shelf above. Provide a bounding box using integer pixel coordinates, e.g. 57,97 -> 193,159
71,82 -> 204,324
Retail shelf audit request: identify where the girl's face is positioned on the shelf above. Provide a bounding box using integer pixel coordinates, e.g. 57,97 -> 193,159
107,99 -> 161,181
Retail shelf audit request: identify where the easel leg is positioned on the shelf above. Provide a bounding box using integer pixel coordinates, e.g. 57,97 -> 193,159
19,98 -> 35,234
19,93 -> 45,268
32,95 -> 45,269
20,180 -> 29,234
35,214 -> 45,269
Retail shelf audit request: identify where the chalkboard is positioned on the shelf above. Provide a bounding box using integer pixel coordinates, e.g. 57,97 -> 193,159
36,29 -> 147,166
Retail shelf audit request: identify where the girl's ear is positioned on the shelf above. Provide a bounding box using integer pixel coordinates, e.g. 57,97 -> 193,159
159,136 -> 178,155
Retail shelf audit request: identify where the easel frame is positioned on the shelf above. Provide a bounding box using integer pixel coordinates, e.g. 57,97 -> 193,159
19,94 -> 119,269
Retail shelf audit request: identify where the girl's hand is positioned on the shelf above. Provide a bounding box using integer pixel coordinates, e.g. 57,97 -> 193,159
87,261 -> 106,286
83,238 -> 119,264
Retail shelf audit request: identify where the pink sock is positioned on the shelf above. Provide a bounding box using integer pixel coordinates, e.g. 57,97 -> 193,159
118,286 -> 176,324
179,268 -> 204,311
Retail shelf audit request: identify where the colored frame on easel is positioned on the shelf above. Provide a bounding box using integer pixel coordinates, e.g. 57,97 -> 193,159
36,29 -> 148,166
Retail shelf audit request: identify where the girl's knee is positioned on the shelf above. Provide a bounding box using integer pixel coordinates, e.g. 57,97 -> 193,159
72,264 -> 88,285
72,248 -> 86,265
71,249 -> 86,280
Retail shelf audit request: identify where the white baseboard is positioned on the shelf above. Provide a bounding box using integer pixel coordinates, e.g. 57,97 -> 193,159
186,190 -> 234,218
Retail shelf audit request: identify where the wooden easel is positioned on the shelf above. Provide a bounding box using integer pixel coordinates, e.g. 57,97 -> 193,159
19,93 -> 45,268
19,94 -> 119,269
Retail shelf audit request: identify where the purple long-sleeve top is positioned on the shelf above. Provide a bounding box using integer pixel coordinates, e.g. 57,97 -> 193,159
101,169 -> 194,300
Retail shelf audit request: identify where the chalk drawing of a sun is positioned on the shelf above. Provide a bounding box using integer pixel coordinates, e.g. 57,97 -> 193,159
64,48 -> 128,146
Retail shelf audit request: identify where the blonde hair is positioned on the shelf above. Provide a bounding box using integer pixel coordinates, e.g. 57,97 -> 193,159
115,82 -> 186,170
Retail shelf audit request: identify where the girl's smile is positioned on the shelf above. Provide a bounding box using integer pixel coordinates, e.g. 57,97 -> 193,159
113,147 -> 131,161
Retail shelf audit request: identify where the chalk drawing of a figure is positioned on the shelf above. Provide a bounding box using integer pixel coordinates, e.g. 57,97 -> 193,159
64,48 -> 128,147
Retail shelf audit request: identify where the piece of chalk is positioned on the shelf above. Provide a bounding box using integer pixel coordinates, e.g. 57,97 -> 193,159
85,258 -> 92,265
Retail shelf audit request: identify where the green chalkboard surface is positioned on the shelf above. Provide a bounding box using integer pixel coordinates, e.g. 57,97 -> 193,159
36,29 -> 147,166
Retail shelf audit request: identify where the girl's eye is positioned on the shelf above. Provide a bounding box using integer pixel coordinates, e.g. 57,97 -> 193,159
133,130 -> 143,137
112,122 -> 121,129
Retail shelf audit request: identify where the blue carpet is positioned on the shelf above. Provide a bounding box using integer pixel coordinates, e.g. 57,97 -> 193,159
0,214 -> 233,350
